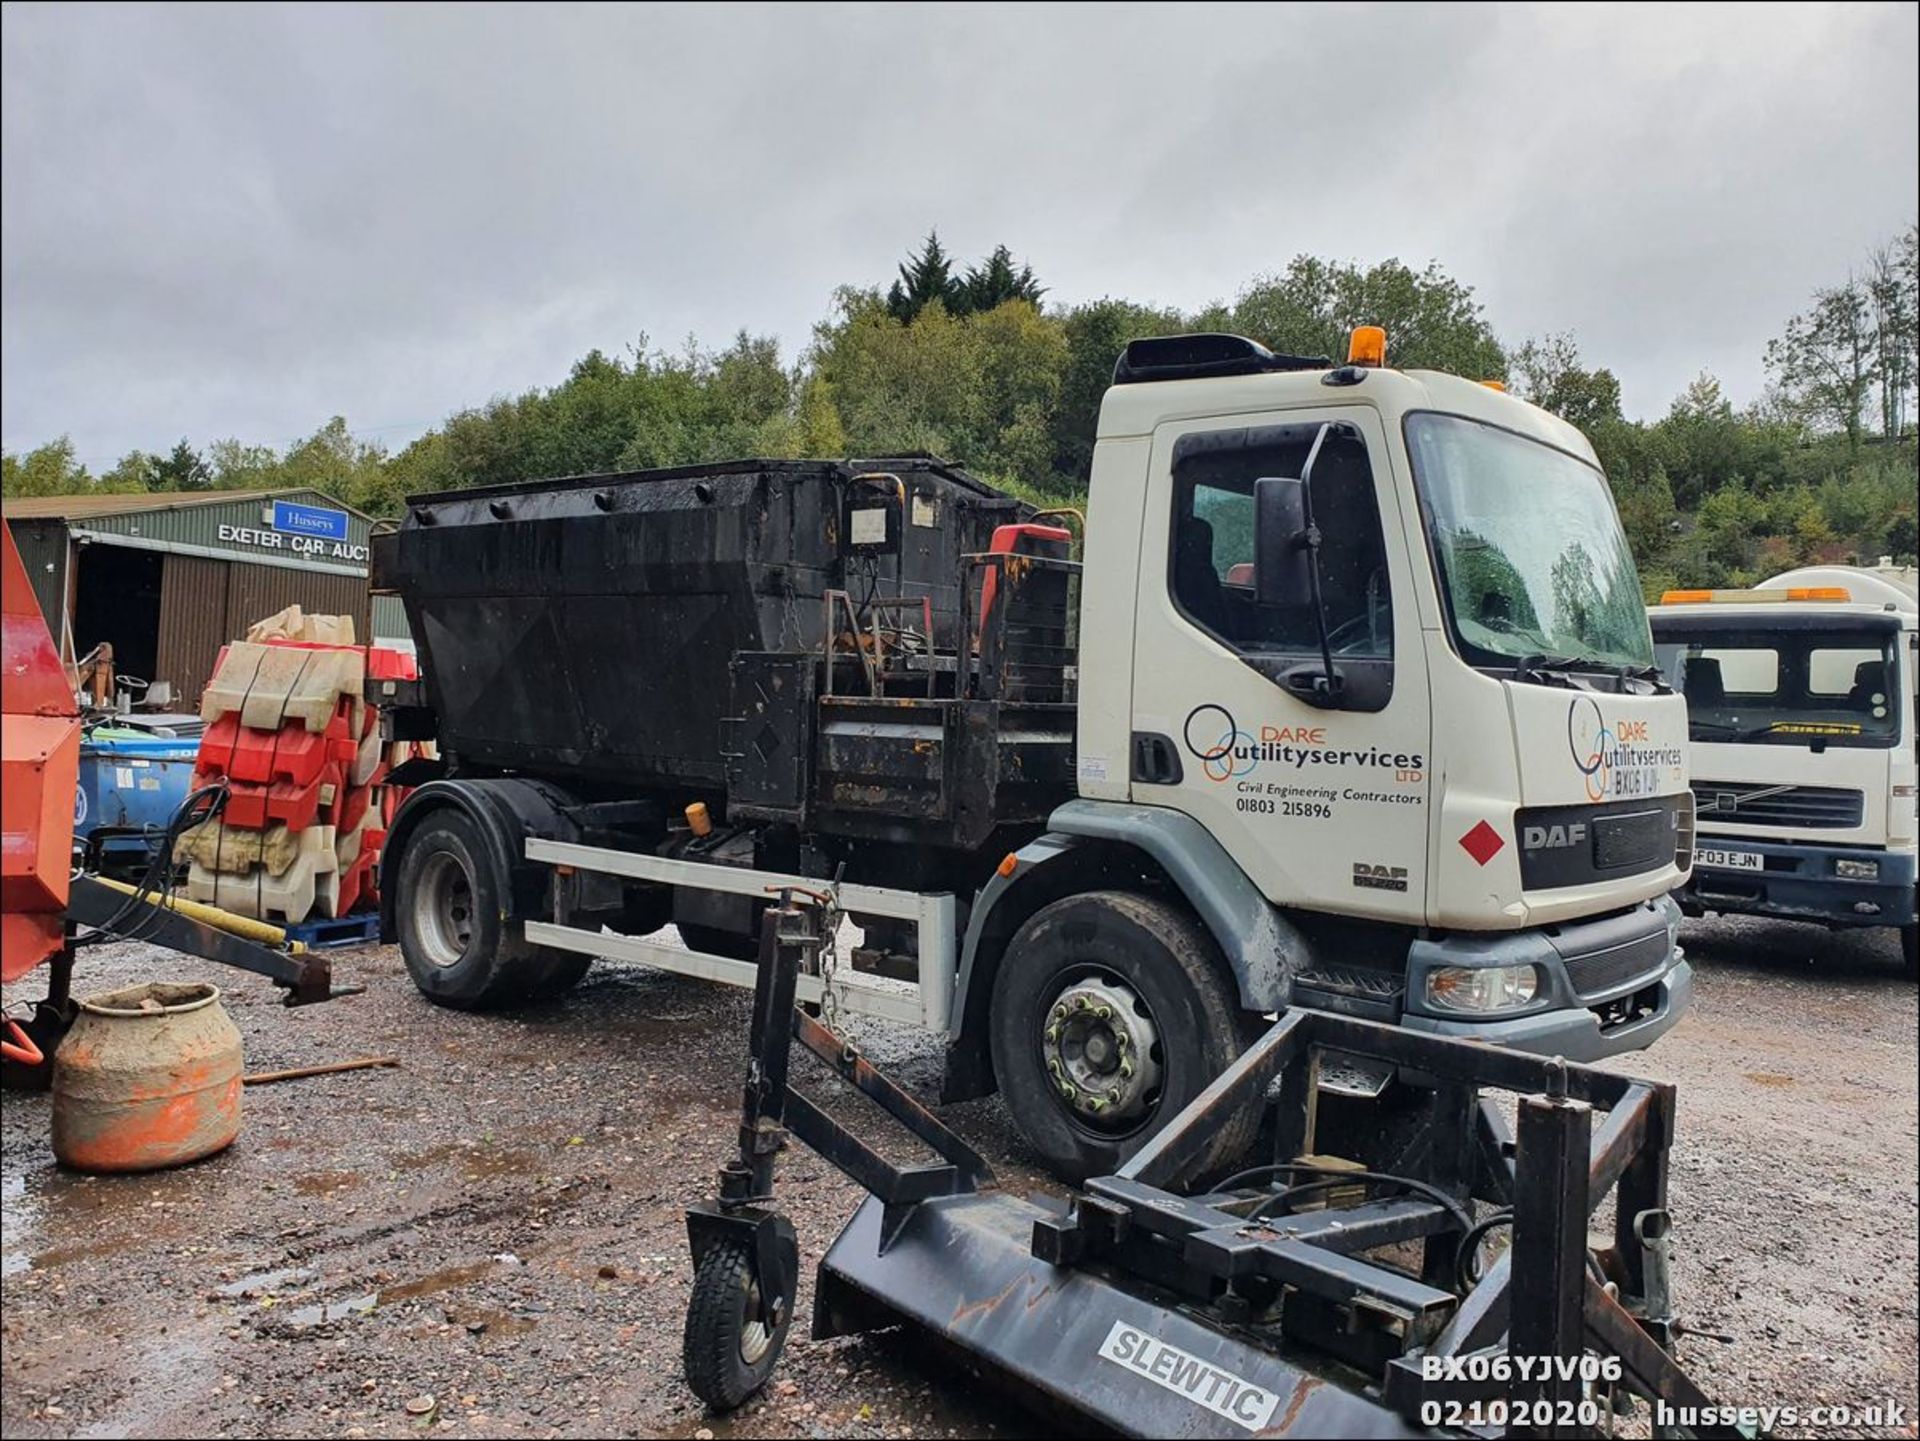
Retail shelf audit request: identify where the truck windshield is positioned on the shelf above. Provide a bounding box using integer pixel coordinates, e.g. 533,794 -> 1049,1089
1406,413 -> 1653,672
1653,629 -> 1900,748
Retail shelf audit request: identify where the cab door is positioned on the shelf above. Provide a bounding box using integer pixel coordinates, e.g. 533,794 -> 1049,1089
1128,407 -> 1431,922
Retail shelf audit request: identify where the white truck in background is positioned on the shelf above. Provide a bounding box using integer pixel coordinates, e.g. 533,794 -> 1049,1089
1650,563 -> 1919,975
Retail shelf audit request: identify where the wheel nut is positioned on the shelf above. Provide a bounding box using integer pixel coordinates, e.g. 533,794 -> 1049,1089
1119,1060 -> 1134,1079
1048,1057 -> 1062,1076
1095,1005 -> 1112,1020
1045,1025 -> 1059,1044
1114,1033 -> 1128,1050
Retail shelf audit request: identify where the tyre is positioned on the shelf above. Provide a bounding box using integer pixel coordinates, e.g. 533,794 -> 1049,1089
1903,923 -> 1917,980
682,1231 -> 797,1411
988,890 -> 1256,1183
396,809 -> 584,1008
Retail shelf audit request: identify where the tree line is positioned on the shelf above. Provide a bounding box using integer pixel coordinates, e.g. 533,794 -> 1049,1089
6,226 -> 1915,596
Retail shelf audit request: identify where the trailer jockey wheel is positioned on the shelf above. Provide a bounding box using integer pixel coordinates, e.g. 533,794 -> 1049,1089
990,890 -> 1257,1183
682,1229 -> 798,1411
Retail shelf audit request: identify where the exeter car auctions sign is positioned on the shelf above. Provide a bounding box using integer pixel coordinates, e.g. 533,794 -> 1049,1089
215,523 -> 369,562
217,507 -> 369,563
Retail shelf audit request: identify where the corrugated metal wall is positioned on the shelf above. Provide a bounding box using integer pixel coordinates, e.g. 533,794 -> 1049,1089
156,555 -> 232,709
226,564 -> 371,640
371,594 -> 410,642
5,519 -> 71,647
154,556 -> 375,709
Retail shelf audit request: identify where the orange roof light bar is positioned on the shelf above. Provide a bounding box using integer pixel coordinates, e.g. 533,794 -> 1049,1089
1347,325 -> 1387,368
1659,586 -> 1853,605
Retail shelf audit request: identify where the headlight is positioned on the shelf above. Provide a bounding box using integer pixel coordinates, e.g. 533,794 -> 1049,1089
1835,858 -> 1880,880
1425,964 -> 1539,1014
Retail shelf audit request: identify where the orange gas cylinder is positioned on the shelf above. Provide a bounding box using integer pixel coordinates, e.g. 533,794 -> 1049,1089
51,982 -> 244,1172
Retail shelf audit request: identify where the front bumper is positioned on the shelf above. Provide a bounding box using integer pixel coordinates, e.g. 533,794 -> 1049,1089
1681,840 -> 1917,928
1400,897 -> 1692,1063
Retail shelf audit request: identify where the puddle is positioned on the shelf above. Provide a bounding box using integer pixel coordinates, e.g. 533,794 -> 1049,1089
293,1170 -> 361,1196
276,1258 -> 500,1328
215,1265 -> 317,1297
447,1305 -> 538,1337
285,1292 -> 379,1326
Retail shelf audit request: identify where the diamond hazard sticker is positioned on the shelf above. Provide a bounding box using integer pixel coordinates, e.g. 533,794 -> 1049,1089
1458,820 -> 1505,867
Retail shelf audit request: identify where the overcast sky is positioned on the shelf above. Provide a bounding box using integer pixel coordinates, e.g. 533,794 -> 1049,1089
3,2 -> 1916,469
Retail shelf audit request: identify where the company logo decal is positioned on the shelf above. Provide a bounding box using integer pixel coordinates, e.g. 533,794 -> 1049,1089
1566,696 -> 1684,803
1182,704 -> 1424,784
1353,861 -> 1410,892
1096,1320 -> 1280,1431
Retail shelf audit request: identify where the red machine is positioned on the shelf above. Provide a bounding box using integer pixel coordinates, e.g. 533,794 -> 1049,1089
2,523 -> 341,1082
1,519 -> 82,985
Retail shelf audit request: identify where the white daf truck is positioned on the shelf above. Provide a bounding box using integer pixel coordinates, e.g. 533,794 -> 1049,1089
375,326 -> 1697,1179
1652,564 -> 1919,974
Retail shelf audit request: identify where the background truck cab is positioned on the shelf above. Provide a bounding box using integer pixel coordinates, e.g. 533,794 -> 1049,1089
1652,564 -> 1919,974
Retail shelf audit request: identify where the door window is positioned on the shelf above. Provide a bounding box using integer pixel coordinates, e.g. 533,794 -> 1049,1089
1168,422 -> 1393,660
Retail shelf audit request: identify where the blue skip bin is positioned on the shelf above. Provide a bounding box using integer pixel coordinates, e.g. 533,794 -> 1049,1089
75,727 -> 202,873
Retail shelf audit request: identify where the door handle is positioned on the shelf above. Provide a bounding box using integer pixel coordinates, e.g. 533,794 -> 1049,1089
1281,664 -> 1345,709
1131,732 -> 1184,785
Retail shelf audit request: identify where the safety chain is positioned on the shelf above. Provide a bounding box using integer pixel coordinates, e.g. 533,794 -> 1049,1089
814,880 -> 844,1033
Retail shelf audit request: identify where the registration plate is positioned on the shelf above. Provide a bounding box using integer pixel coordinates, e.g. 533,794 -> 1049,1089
1695,846 -> 1762,871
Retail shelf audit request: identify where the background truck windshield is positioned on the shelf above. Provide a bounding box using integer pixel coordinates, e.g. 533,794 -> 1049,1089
1654,630 -> 1900,748
1407,413 -> 1653,670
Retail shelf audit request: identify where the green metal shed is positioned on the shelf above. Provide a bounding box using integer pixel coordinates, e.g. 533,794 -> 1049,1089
2,488 -> 410,710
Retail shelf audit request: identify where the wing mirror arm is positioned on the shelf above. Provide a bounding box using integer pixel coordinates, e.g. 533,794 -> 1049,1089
1254,422 -> 1342,704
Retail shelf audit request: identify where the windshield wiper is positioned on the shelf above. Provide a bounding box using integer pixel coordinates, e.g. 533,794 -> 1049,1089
1511,654 -> 1584,686
1692,720 -> 1824,741
1617,662 -> 1673,695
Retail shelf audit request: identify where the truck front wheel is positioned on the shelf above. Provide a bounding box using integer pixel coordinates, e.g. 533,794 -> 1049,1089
988,891 -> 1255,1183
396,809 -> 587,1009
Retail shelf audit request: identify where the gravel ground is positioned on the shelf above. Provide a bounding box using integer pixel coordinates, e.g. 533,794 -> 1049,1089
2,915 -> 1915,1439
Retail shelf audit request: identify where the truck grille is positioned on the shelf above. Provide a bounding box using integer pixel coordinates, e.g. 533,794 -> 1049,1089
1564,930 -> 1671,1000
1691,782 -> 1864,829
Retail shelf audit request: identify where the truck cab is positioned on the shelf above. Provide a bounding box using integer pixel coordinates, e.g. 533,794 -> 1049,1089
374,328 -> 1697,1181
1650,567 -> 1919,974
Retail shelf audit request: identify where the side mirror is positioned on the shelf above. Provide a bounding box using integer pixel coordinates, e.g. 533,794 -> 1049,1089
1254,476 -> 1314,608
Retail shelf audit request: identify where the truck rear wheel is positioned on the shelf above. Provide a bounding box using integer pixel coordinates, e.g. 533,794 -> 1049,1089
396,809 -> 587,1009
988,891 -> 1255,1183
1903,923 -> 1917,980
